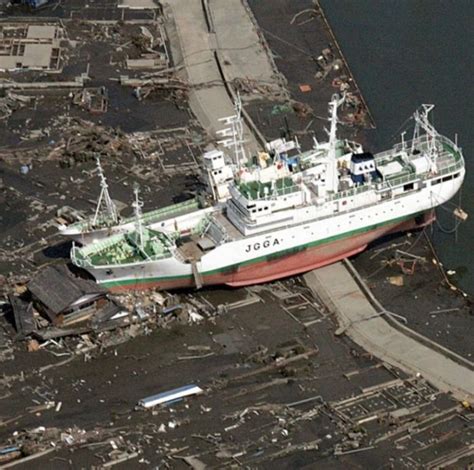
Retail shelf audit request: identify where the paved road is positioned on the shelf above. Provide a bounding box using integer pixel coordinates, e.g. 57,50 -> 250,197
164,0 -> 278,154
305,262 -> 474,401
210,0 -> 281,92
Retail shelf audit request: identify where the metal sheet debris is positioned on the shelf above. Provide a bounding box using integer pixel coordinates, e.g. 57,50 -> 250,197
138,384 -> 204,408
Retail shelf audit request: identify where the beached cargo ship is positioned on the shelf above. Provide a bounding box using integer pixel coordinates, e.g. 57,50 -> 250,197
71,97 -> 465,291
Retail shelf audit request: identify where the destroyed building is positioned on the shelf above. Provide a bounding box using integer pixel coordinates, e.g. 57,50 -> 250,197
9,265 -> 129,339
28,264 -> 107,324
0,22 -> 64,72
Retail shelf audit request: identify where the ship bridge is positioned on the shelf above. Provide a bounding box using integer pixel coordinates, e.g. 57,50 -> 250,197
229,176 -> 307,220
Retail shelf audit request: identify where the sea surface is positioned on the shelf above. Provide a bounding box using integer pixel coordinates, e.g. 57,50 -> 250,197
321,0 -> 474,293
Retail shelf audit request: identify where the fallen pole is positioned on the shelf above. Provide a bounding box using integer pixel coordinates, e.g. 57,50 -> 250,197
0,448 -> 55,469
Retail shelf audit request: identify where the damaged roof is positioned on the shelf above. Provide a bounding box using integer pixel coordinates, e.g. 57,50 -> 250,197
28,264 -> 106,315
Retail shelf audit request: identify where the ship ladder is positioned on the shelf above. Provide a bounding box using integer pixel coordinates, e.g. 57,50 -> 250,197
191,260 -> 203,289
201,217 -> 213,236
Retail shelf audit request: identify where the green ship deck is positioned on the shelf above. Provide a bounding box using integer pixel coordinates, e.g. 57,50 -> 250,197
74,228 -> 172,267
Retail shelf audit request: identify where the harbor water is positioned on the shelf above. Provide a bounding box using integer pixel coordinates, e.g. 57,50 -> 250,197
321,0 -> 474,294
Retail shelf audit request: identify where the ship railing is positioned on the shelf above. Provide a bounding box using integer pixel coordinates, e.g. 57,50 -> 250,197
275,184 -> 300,197
123,198 -> 199,226
374,136 -> 429,164
67,213 -> 112,232
70,244 -> 92,268
380,158 -> 463,189
383,172 -> 420,188
328,154 -> 464,203
327,184 -> 371,202
432,159 -> 464,177
437,135 -> 463,162
243,184 -> 301,201
435,153 -> 457,170
71,232 -> 131,267
375,134 -> 462,166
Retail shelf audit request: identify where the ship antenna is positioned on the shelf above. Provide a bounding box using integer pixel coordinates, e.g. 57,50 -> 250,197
328,93 -> 345,144
294,135 -> 301,153
132,183 -> 145,250
93,156 -> 118,226
325,94 -> 344,193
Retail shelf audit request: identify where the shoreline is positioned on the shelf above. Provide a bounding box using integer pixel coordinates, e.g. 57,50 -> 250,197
316,0 -> 376,129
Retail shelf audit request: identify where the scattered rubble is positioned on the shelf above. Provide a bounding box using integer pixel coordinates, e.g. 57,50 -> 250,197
5,263 -> 225,346
0,274 -> 472,468
0,92 -> 35,120
71,87 -> 108,114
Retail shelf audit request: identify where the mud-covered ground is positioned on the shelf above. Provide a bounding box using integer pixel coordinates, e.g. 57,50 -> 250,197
351,229 -> 473,359
1,278 -> 471,468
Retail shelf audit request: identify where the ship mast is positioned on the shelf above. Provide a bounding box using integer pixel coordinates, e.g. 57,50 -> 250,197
132,184 -> 145,250
217,93 -> 247,170
325,94 -> 345,194
92,156 -> 119,226
411,104 -> 437,156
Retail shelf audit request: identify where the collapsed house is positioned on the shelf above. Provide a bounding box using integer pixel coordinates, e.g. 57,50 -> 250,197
10,264 -> 129,339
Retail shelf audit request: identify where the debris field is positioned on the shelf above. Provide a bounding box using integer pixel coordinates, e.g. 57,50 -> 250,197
0,0 -> 472,468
